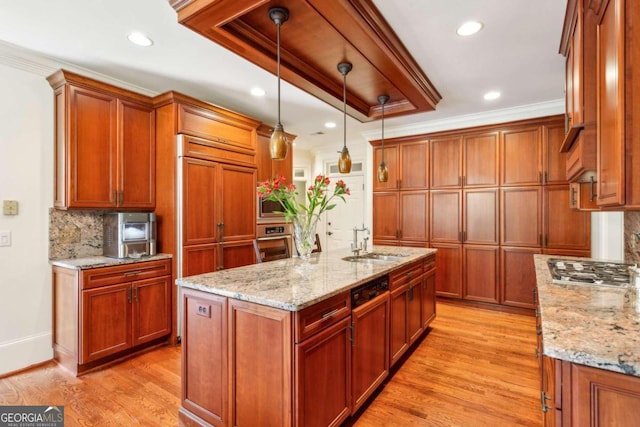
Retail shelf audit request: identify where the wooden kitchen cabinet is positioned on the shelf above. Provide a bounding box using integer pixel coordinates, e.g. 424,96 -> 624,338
372,192 -> 399,244
543,123 -> 569,185
52,258 -> 172,375
569,181 -> 599,211
372,145 -> 399,191
463,245 -> 499,304
373,140 -> 428,191
372,191 -> 428,245
431,243 -> 462,298
501,126 -> 542,186
543,185 -> 591,252
389,261 -> 424,367
501,187 -> 542,247
351,292 -> 389,414
47,70 -> 155,210
500,247 -> 540,309
430,190 -> 462,243
463,188 -> 499,245
462,131 -> 499,187
421,260 -> 437,329
430,136 -> 462,188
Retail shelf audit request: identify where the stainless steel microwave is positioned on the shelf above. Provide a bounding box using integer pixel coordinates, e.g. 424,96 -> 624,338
257,196 -> 285,219
103,212 -> 157,258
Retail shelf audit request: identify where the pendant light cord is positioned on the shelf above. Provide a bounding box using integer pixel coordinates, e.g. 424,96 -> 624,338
381,100 -> 385,162
342,71 -> 347,150
276,20 -> 282,126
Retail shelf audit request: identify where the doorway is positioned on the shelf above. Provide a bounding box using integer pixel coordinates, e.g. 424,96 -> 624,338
324,168 -> 365,252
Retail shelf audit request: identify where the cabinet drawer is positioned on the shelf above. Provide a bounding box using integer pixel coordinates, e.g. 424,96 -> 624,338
423,255 -> 436,273
81,259 -> 171,290
294,292 -> 350,343
178,104 -> 256,154
389,260 -> 423,290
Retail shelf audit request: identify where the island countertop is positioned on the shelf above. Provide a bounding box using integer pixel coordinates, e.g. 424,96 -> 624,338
177,245 -> 436,311
534,254 -> 640,377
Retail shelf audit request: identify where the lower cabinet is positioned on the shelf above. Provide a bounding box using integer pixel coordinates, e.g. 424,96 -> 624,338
180,259 -> 436,426
541,356 -> 640,426
52,258 -> 172,375
500,247 -> 541,309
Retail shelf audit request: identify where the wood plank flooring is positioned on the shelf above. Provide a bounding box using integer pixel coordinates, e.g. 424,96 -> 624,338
0,302 -> 540,426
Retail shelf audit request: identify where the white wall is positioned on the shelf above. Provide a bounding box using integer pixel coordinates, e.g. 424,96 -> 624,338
0,63 -> 54,375
591,211 -> 624,261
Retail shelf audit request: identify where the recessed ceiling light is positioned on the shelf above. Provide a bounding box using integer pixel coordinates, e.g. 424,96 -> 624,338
456,21 -> 483,36
127,32 -> 153,47
324,122 -> 336,128
250,87 -> 266,97
484,91 -> 501,100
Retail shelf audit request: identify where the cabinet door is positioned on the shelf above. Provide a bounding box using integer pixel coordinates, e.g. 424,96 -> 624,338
572,362 -> 640,427
389,285 -> 408,367
542,122 -> 568,185
399,190 -> 429,242
501,187 -> 542,247
67,85 -> 118,208
399,141 -> 428,189
421,268 -> 436,329
183,158 -> 217,245
221,241 -> 256,269
544,185 -> 591,251
501,127 -> 542,186
229,300 -> 292,427
463,132 -> 499,187
431,243 -> 462,298
463,245 -> 499,304
81,283 -> 132,363
430,136 -> 462,188
500,246 -> 540,309
596,0 -> 625,206
118,99 -> 155,208
219,164 -> 256,242
373,145 -> 398,191
430,190 -> 461,243
182,243 -> 218,276
182,290 -> 228,426
295,317 -> 351,427
352,292 -> 389,413
132,276 -> 171,345
463,188 -> 499,245
373,192 -> 399,242
407,276 -> 423,345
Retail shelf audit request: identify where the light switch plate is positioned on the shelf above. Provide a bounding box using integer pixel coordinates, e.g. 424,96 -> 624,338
3,200 -> 18,215
0,231 -> 11,247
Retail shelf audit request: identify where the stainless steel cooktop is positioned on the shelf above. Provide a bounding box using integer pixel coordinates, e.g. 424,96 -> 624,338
547,258 -> 633,287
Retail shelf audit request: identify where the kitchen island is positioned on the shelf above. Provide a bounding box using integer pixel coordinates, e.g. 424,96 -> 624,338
534,254 -> 640,426
177,245 -> 436,427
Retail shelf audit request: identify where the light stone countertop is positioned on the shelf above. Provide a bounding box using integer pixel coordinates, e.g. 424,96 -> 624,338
177,245 -> 436,311
50,253 -> 172,270
534,254 -> 640,377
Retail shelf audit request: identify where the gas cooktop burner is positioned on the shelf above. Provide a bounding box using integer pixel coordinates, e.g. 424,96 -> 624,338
547,258 -> 633,287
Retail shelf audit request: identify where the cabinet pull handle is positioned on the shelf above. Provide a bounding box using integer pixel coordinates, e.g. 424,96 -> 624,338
133,286 -> 138,302
113,190 -> 118,205
321,308 -> 341,319
458,231 -> 462,242
570,187 -> 577,206
409,285 -> 414,301
544,172 -> 548,184
124,271 -> 142,277
544,235 -> 548,247
127,287 -> 132,304
119,191 -> 124,205
538,171 -> 543,184
458,176 -> 462,187
350,322 -> 355,346
589,176 -> 597,202
538,234 -> 542,246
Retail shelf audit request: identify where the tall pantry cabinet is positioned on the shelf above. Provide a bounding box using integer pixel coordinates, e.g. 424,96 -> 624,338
154,92 -> 260,339
371,115 -> 591,312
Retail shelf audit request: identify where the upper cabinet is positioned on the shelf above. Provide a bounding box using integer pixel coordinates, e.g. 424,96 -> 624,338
501,126 -> 542,186
47,70 -> 155,210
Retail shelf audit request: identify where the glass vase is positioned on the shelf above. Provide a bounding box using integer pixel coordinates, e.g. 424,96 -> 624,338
292,213 -> 320,259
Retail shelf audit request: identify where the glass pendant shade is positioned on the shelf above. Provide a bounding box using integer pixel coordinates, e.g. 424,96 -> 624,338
337,62 -> 353,174
270,123 -> 288,159
269,7 -> 289,160
377,94 -> 390,182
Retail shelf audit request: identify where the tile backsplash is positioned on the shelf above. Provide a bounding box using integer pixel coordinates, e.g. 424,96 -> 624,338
625,211 -> 640,265
49,209 -> 104,260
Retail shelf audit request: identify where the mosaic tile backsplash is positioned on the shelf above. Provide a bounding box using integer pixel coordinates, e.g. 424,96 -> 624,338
49,209 -> 104,260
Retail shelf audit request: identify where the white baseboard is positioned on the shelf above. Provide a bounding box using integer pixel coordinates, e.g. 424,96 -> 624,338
0,331 -> 53,376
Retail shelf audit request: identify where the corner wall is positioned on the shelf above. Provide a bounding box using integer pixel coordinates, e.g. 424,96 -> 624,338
0,63 -> 54,375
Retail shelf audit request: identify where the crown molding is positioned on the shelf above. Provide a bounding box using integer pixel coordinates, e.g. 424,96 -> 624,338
0,40 -> 157,96
360,99 -> 565,141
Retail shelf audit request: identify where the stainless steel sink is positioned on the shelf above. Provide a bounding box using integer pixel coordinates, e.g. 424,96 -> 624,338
342,252 -> 408,264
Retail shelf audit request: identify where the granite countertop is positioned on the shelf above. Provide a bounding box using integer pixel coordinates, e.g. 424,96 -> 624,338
50,253 -> 172,270
177,245 -> 436,312
534,254 -> 640,377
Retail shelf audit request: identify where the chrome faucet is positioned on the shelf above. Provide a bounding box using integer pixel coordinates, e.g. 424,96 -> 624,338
351,224 -> 370,255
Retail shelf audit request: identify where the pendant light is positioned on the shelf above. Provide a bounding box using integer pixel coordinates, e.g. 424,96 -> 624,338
337,62 -> 353,174
377,95 -> 390,182
269,7 -> 289,160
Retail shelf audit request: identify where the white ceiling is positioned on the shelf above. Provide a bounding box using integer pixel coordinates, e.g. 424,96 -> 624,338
0,0 -> 567,152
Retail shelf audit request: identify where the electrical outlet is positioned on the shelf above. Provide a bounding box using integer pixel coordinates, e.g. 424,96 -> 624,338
0,231 -> 11,247
3,200 -> 18,215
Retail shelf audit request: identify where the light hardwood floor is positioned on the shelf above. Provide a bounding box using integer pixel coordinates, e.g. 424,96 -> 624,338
0,302 -> 540,426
